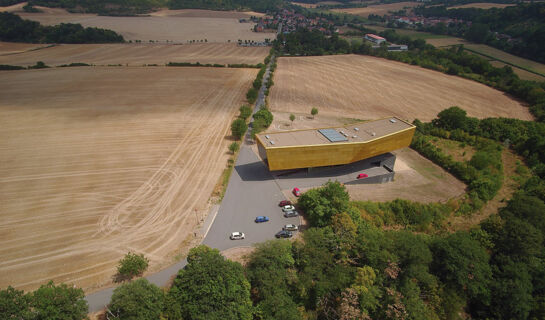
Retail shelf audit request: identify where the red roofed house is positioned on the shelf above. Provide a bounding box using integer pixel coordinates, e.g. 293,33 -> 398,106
364,34 -> 386,45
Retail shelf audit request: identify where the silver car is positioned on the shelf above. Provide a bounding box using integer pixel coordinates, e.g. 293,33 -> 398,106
230,232 -> 245,240
283,224 -> 299,231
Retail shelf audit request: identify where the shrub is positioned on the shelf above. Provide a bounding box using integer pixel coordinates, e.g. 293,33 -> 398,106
117,252 -> 149,281
231,118 -> 247,140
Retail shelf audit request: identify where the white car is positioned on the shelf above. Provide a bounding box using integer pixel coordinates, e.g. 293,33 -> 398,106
282,205 -> 295,212
283,224 -> 299,231
230,232 -> 245,240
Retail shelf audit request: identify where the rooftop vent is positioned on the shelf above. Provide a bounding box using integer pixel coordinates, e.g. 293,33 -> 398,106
389,118 -> 397,123
265,135 -> 270,139
354,128 -> 359,131
371,132 -> 376,136
270,140 -> 275,145
352,135 -> 357,138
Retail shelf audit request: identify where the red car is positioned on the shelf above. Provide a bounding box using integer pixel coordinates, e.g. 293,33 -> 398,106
278,200 -> 292,207
357,173 -> 368,179
292,187 -> 301,197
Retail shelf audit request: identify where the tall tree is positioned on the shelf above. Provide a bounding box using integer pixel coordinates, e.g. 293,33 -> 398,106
108,278 -> 164,320
167,245 -> 252,320
31,281 -> 88,320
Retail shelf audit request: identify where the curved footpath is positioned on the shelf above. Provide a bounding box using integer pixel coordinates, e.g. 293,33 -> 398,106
86,58 -> 300,313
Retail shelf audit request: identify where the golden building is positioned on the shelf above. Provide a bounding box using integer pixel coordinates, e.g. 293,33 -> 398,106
256,117 -> 415,171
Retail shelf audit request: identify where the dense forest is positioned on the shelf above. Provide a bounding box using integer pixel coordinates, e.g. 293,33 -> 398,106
414,3 -> 545,63
0,12 -> 124,43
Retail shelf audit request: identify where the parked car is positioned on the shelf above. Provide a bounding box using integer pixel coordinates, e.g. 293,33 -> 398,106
230,232 -> 245,240
275,230 -> 293,238
283,224 -> 299,231
255,216 -> 269,223
281,205 -> 295,212
357,173 -> 368,179
278,200 -> 292,207
292,187 -> 301,197
283,210 -> 299,218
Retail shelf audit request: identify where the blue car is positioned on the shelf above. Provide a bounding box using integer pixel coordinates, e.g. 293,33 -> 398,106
255,216 -> 270,223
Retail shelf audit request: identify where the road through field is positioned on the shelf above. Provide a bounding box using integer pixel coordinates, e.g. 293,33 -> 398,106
0,66 -> 256,292
269,55 -> 533,122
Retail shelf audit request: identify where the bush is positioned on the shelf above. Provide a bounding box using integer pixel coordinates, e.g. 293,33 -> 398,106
246,88 -> 258,104
239,105 -> 252,120
231,118 -> 247,140
117,252 -> 149,281
253,108 -> 273,128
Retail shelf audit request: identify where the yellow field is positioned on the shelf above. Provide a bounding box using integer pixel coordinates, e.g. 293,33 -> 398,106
332,2 -> 419,17
16,7 -> 276,43
0,66 -> 256,292
269,55 -> 532,122
0,42 -> 269,67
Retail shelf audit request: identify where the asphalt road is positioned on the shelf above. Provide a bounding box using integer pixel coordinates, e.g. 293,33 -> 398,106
86,57 -> 295,313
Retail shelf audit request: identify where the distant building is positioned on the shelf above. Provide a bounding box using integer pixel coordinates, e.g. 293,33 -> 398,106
364,34 -> 386,45
387,44 -> 408,51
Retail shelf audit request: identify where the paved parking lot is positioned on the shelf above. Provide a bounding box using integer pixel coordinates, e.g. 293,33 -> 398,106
202,145 -> 300,251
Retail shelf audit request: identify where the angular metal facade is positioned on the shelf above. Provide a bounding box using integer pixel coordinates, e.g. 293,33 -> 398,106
256,125 -> 415,171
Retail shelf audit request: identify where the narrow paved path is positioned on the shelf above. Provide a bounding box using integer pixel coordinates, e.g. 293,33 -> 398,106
86,56 -> 293,313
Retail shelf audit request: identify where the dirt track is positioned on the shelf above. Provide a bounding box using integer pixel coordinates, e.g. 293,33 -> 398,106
0,66 -> 256,292
0,42 -> 269,67
269,55 -> 533,122
16,7 -> 276,43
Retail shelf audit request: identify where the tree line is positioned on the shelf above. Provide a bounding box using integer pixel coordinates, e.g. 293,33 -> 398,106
0,12 -> 124,43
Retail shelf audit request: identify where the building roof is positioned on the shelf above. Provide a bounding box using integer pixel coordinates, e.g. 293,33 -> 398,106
257,117 -> 414,148
365,33 -> 386,40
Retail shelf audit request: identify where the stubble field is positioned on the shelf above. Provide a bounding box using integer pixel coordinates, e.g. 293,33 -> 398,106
0,66 -> 256,292
15,7 -> 276,43
0,42 -> 269,67
268,55 -> 533,122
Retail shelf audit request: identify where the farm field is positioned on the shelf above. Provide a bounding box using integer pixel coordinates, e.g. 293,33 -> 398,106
0,42 -> 50,55
448,2 -> 516,9
463,43 -> 545,77
15,7 -> 276,43
0,66 -> 256,292
268,55 -> 533,122
332,2 -> 419,17
0,42 -> 269,67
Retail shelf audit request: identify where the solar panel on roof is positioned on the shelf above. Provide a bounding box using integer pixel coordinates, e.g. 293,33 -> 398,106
318,129 -> 348,142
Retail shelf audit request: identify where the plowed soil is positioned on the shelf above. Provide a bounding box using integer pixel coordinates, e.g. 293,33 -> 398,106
0,66 -> 256,292
268,55 -> 532,122
0,42 -> 269,67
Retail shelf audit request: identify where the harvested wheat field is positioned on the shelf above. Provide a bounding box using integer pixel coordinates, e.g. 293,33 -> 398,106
0,66 -> 256,292
269,55 -> 532,122
18,7 -> 276,43
332,2 -> 418,17
0,43 -> 269,67
0,42 -> 50,55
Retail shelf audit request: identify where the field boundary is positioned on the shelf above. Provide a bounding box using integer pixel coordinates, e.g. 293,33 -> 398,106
462,46 -> 545,79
